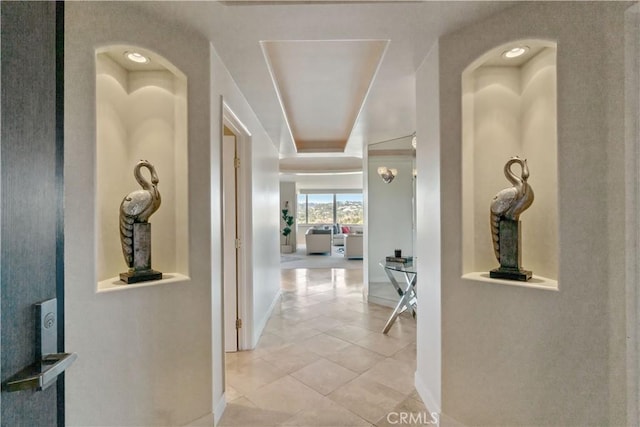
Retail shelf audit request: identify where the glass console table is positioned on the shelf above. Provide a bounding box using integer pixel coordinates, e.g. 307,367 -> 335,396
379,259 -> 417,334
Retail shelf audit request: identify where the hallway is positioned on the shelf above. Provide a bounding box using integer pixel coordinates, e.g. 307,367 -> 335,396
220,268 -> 428,427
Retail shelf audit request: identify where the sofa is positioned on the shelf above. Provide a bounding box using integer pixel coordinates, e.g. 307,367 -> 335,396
305,228 -> 332,254
331,224 -> 364,246
344,234 -> 363,259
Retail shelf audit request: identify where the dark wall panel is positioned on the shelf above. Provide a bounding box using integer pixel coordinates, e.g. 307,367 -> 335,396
1,2 -> 59,425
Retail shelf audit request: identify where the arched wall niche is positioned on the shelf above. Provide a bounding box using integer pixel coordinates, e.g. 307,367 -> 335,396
95,45 -> 189,291
461,39 -> 559,289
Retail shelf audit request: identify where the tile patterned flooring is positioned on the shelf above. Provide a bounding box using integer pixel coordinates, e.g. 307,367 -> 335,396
220,268 -> 430,427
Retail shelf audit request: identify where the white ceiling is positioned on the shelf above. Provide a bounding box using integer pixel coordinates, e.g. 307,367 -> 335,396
262,39 -> 388,153
279,155 -> 363,173
135,1 -> 516,173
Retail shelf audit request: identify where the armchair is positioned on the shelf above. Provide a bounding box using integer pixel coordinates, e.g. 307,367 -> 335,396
344,234 -> 363,259
305,228 -> 332,254
332,223 -> 363,246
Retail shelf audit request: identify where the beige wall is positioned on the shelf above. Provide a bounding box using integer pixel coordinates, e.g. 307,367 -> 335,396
65,3 -> 213,425
66,4 -> 283,425
416,1 -> 633,425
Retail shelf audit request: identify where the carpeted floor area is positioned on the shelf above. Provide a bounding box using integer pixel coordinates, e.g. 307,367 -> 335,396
280,245 -> 363,270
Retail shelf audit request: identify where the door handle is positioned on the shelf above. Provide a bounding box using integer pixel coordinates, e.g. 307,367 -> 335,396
2,298 -> 77,392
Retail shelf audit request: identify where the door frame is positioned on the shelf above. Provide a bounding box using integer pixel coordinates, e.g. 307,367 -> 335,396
222,101 -> 252,351
222,131 -> 239,352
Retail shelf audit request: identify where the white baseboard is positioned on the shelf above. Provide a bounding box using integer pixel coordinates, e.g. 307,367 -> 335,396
213,393 -> 227,426
414,371 -> 441,414
184,412 -> 214,426
414,373 -> 468,427
252,289 -> 282,347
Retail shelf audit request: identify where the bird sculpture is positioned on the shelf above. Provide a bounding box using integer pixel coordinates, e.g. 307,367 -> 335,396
119,160 -> 161,268
490,156 -> 534,262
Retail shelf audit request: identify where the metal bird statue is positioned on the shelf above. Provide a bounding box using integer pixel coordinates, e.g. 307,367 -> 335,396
119,160 -> 161,268
490,156 -> 534,263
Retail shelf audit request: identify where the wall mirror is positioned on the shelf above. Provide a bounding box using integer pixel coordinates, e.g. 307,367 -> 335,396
367,134 -> 416,306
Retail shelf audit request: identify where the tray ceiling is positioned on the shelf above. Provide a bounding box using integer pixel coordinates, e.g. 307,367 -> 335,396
262,40 -> 388,153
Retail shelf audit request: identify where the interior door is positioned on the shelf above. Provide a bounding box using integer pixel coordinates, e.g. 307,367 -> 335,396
1,2 -> 65,426
222,132 -> 239,352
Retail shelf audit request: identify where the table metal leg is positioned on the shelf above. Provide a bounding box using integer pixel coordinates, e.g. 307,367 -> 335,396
382,270 -> 417,334
383,266 -> 404,296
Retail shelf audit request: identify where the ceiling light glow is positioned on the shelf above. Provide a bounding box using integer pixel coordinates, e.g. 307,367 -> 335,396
125,51 -> 149,64
502,46 -> 528,59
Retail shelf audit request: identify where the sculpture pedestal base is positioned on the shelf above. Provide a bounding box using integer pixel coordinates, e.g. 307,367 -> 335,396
119,223 -> 162,284
120,269 -> 163,284
491,219 -> 532,282
490,267 -> 532,282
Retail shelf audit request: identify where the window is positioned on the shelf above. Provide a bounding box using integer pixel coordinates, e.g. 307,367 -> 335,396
306,194 -> 333,224
296,191 -> 363,225
336,193 -> 363,224
296,194 -> 306,225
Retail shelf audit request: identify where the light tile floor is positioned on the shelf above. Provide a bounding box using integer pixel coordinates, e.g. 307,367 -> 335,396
220,268 -> 432,427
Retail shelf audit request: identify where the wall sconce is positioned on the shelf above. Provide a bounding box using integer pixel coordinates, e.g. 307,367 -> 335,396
377,166 -> 397,183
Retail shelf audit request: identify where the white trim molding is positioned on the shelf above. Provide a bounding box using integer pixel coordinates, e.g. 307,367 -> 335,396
213,394 -> 226,426
184,411 -> 214,427
253,289 -> 282,348
223,101 -> 253,352
415,371 -> 441,415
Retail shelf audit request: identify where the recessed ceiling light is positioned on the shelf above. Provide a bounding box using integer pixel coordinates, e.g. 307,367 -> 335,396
124,51 -> 149,64
502,46 -> 529,59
